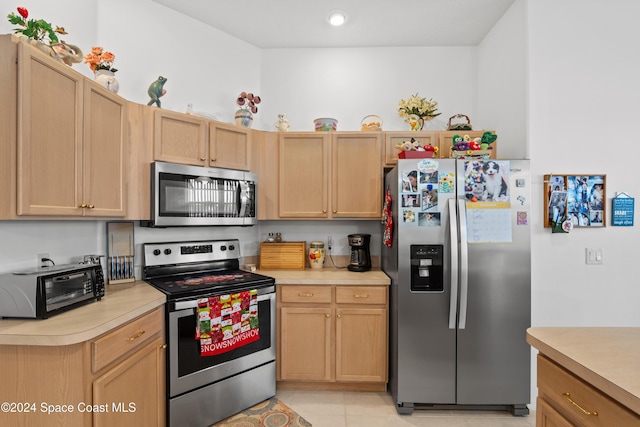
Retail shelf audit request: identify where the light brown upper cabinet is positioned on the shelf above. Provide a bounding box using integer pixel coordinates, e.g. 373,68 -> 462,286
278,132 -> 382,219
16,41 -> 127,217
438,130 -> 497,158
153,109 -> 207,166
384,131 -> 439,166
154,110 -> 250,170
209,121 -> 250,170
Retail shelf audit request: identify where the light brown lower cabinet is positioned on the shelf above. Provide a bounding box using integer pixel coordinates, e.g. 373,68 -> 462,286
0,308 -> 166,427
277,285 -> 388,391
536,354 -> 640,427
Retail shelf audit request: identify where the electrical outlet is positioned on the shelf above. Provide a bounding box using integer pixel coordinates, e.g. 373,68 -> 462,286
36,253 -> 49,268
327,235 -> 333,250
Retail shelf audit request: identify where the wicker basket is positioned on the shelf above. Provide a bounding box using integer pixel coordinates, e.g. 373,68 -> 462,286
450,149 -> 491,159
360,115 -> 383,131
447,114 -> 473,131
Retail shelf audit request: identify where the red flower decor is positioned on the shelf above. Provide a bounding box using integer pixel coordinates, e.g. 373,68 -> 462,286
6,6 -> 65,44
236,92 -> 261,114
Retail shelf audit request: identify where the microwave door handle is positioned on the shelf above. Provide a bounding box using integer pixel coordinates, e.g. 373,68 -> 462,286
448,198 -> 459,330
239,181 -> 249,217
224,180 -> 229,217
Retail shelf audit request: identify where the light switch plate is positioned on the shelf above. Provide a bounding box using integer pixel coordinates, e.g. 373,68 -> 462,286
585,248 -> 603,265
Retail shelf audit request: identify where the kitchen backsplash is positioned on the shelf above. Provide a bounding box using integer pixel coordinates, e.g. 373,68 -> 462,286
0,219 -> 381,276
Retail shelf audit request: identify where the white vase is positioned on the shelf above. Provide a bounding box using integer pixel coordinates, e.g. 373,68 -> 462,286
235,108 -> 254,128
95,69 -> 119,93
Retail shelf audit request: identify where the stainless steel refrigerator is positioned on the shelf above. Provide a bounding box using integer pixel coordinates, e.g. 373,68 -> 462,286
382,158 -> 530,416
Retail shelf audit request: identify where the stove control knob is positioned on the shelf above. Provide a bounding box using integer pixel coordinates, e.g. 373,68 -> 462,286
164,249 -> 172,255
153,249 -> 161,256
229,244 -> 235,251
220,245 -> 227,251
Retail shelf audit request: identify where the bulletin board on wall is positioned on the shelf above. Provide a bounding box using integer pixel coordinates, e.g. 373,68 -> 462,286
544,174 -> 606,228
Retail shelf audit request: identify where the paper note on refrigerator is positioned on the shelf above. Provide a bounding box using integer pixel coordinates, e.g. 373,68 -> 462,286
465,203 -> 512,243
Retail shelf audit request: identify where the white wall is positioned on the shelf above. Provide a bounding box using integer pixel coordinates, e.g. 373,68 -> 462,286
477,0 -> 528,160
528,0 -> 640,327
259,47 -> 478,132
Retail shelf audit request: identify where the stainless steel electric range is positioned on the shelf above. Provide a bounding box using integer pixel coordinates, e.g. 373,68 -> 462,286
142,239 -> 276,427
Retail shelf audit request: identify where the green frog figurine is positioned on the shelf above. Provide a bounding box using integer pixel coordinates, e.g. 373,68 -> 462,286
147,76 -> 167,107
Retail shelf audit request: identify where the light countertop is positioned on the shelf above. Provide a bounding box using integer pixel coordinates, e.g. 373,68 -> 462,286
255,267 -> 390,286
527,327 -> 640,414
0,269 -> 389,347
0,281 -> 165,346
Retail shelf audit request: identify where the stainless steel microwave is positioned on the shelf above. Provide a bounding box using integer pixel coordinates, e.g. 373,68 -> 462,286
0,264 -> 105,319
145,162 -> 257,227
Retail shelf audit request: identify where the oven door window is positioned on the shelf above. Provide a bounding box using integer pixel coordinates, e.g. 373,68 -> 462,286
43,272 -> 94,311
176,297 -> 272,378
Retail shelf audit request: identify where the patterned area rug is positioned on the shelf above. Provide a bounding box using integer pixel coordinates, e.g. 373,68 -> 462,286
212,398 -> 312,427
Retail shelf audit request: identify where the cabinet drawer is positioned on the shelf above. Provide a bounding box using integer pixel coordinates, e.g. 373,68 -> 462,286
280,286 -> 332,304
336,286 -> 387,305
537,354 -> 640,427
92,308 -> 163,372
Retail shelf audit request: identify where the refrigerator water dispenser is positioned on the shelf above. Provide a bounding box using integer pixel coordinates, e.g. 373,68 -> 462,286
410,245 -> 443,292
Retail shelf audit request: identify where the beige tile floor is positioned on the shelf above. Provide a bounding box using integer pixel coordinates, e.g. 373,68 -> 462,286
276,389 -> 536,427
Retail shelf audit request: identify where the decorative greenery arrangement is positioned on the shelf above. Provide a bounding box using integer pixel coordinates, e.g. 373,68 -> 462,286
6,6 -> 67,44
398,93 -> 441,123
84,47 -> 117,73
236,92 -> 261,114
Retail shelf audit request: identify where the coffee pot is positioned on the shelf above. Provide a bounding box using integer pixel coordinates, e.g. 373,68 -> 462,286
347,234 -> 372,272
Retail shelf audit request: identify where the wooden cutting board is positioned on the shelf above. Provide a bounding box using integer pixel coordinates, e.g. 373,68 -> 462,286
259,242 -> 306,270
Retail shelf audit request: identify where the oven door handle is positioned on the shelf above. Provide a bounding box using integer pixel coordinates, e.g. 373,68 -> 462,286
174,292 -> 273,311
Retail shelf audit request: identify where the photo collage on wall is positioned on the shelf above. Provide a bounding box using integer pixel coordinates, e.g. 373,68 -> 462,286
401,159 -> 454,227
547,175 -> 604,227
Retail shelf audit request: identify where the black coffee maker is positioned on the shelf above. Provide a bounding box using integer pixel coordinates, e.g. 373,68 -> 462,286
347,234 -> 372,272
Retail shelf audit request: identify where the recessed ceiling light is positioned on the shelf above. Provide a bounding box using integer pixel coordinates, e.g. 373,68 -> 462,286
328,11 -> 347,26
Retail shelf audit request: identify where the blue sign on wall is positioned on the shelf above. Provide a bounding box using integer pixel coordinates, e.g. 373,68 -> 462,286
612,195 -> 634,226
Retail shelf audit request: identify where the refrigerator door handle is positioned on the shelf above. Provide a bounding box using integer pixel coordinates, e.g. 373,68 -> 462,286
458,199 -> 469,329
448,198 -> 459,329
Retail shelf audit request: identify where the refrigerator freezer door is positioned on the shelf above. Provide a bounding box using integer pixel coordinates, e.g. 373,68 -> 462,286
391,159 -> 458,407
455,159 -> 531,406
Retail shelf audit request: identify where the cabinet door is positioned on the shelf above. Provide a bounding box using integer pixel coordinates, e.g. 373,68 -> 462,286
251,130 -> 279,220
279,307 -> 332,381
83,80 -> 127,216
93,336 -> 166,427
209,122 -> 250,170
0,36 -> 18,219
335,307 -> 387,382
384,131 -> 439,166
332,133 -> 382,218
17,42 -> 84,216
154,109 -> 207,166
536,397 -> 574,427
279,133 -> 329,218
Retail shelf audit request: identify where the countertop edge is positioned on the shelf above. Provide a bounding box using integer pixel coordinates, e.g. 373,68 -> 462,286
527,327 -> 640,415
0,282 -> 166,346
256,268 -> 391,286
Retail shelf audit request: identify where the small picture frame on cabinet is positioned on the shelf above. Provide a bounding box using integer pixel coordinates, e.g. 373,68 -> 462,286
544,174 -> 606,228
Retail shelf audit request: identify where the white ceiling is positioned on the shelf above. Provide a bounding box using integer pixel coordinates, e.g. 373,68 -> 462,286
152,0 -> 516,49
